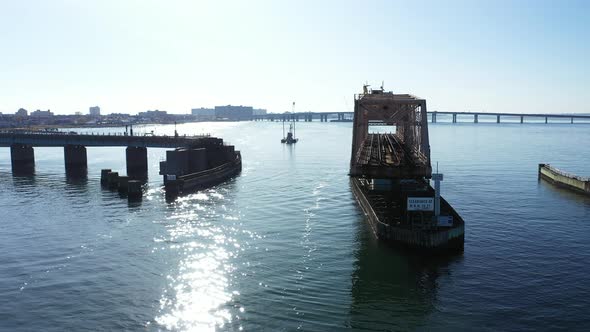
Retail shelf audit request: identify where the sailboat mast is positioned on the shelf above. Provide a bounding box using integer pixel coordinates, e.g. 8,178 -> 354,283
292,101 -> 296,138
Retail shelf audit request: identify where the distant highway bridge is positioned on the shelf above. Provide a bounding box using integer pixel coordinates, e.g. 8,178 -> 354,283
252,111 -> 590,124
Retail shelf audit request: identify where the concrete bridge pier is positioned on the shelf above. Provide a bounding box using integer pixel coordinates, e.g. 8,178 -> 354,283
496,115 -> 500,123
474,114 -> 478,123
545,116 -> 548,124
571,117 -> 574,124
64,145 -> 87,174
452,113 -> 457,123
126,146 -> 148,179
520,116 -> 524,124
431,112 -> 437,123
10,144 -> 35,174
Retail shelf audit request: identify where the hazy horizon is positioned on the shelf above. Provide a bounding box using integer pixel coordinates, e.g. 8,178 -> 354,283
1,0 -> 588,115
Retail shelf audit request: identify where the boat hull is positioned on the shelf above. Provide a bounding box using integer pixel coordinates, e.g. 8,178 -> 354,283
351,177 -> 464,252
165,152 -> 242,197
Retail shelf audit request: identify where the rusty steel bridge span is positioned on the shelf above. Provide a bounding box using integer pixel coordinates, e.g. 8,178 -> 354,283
349,90 -> 431,179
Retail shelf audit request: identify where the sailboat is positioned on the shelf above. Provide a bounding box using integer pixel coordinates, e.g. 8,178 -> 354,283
281,102 -> 299,144
281,122 -> 298,144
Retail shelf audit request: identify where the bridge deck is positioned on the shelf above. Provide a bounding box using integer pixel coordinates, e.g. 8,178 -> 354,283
0,131 -> 222,148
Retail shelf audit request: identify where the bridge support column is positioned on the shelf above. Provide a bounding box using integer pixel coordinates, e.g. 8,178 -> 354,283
474,114 -> 478,123
10,144 -> 35,174
520,116 -> 524,124
126,146 -> 148,179
571,117 -> 574,124
64,145 -> 87,175
545,116 -> 548,124
432,113 -> 436,123
452,113 -> 457,123
497,115 -> 500,123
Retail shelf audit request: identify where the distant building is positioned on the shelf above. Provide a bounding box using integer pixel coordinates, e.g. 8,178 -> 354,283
253,108 -> 267,116
75,111 -> 82,116
138,109 -> 168,119
214,105 -> 253,121
89,106 -> 101,116
16,108 -> 28,117
191,107 -> 215,120
30,109 -> 54,117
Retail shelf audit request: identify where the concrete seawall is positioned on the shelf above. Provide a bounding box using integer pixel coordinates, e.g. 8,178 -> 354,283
539,164 -> 590,195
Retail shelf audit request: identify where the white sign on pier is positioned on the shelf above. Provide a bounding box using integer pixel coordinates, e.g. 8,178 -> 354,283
407,197 -> 434,211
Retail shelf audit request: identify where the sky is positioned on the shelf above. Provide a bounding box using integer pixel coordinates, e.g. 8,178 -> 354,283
0,0 -> 588,115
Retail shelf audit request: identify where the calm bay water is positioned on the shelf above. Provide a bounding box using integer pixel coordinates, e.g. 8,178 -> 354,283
1,121 -> 590,331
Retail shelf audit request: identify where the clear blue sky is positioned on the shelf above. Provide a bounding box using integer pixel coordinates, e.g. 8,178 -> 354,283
0,0 -> 588,115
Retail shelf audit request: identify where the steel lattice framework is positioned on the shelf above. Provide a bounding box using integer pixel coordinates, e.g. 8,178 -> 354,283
349,90 -> 432,179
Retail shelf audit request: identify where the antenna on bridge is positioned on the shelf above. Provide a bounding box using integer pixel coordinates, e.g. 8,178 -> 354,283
363,82 -> 370,94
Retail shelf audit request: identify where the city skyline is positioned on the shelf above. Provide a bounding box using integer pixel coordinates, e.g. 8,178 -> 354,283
0,0 -> 588,115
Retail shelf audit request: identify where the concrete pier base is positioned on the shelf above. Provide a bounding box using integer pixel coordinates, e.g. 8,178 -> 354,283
107,171 -> 119,190
128,180 -> 143,201
100,169 -> 112,185
126,147 -> 148,179
118,176 -> 130,194
10,144 -> 35,174
64,145 -> 87,174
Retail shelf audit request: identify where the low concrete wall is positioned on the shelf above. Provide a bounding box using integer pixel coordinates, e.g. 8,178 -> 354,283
539,164 -> 590,194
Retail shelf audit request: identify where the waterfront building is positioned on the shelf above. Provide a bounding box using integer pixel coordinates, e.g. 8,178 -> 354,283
30,109 -> 54,117
253,108 -> 267,116
138,110 -> 169,121
214,105 -> 253,121
89,106 -> 101,116
16,108 -> 28,117
191,107 -> 215,120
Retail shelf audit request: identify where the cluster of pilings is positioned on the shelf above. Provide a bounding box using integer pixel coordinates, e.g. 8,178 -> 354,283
9,143 -> 148,200
100,168 -> 144,201
8,144 -> 149,178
